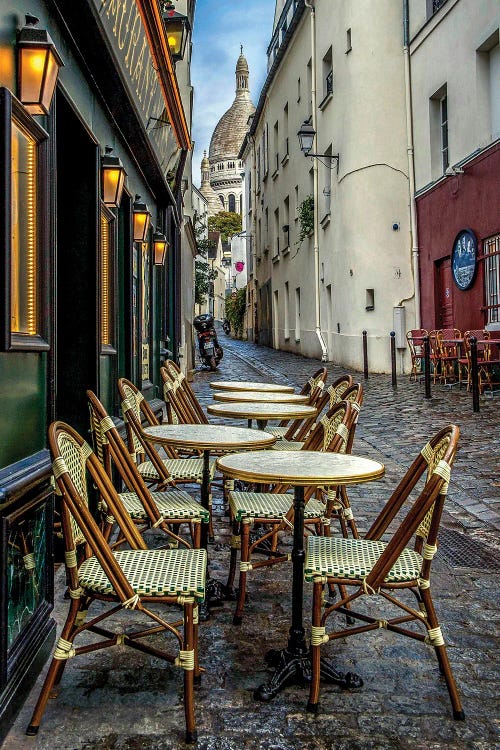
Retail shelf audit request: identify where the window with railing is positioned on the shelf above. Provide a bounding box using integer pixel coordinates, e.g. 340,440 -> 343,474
484,234 -> 500,324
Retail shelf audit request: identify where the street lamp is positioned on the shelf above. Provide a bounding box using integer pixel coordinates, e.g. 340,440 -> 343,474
132,195 -> 151,242
297,120 -> 339,171
17,14 -> 64,115
101,146 -> 126,207
161,1 -> 191,63
153,228 -> 168,265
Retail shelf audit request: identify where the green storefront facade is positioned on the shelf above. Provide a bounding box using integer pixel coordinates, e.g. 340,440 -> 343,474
0,0 -> 191,735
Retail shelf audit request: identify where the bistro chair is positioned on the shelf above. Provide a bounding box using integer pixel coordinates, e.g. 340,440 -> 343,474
406,329 -> 428,382
87,390 -> 209,549
272,374 -> 353,446
118,378 -> 217,537
428,331 -> 442,384
460,330 -> 499,393
267,366 -> 328,438
225,401 -> 356,625
436,329 -> 462,384
304,424 -> 464,721
161,362 -> 208,426
26,421 -> 206,743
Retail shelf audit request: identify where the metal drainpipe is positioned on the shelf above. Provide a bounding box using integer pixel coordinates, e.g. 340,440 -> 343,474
403,0 -> 421,328
305,0 -> 328,362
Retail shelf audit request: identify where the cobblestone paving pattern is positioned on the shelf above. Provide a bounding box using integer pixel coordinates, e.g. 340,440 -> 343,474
3,332 -> 498,750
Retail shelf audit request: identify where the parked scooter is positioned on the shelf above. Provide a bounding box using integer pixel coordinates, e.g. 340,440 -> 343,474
193,313 -> 223,370
222,318 -> 230,335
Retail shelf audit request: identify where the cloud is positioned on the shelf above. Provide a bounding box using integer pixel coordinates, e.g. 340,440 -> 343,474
191,0 -> 273,185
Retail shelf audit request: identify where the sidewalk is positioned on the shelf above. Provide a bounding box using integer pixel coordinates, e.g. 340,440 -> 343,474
3,335 -> 498,749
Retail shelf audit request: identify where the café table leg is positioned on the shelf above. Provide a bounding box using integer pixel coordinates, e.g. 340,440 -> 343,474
254,485 -> 362,701
199,448 -> 224,621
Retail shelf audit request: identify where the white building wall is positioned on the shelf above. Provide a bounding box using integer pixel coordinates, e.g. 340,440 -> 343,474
246,0 -> 415,372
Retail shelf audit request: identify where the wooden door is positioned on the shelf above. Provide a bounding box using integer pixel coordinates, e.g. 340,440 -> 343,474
438,259 -> 454,328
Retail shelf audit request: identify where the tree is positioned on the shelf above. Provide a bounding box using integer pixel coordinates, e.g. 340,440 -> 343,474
194,212 -> 217,307
208,211 -> 242,243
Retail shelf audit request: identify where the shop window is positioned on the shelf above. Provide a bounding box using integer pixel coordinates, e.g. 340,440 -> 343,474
1,88 -> 49,351
100,204 -> 116,352
484,234 -> 500,326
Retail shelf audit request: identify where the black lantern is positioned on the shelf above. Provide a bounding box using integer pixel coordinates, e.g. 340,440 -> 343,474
132,195 -> 151,242
101,146 -> 126,207
153,229 -> 168,265
297,120 -> 316,156
17,14 -> 64,115
161,1 -> 191,62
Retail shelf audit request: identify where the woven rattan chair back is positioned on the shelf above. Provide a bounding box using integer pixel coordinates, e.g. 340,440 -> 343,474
118,378 -> 176,483
406,329 -> 428,381
287,375 -> 353,443
338,383 -> 363,452
160,365 -> 208,425
302,400 -> 354,454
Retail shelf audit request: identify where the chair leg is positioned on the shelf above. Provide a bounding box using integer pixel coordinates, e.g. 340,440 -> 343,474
183,600 -> 197,743
307,581 -> 323,713
421,588 -> 465,720
233,520 -> 251,625
225,520 -> 240,595
26,599 -> 80,735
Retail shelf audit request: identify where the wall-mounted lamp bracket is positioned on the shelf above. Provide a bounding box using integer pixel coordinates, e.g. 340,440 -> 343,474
146,115 -> 170,131
305,152 -> 340,173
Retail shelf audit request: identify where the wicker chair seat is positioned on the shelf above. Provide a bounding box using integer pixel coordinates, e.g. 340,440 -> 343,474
229,491 -> 325,522
266,426 -> 288,438
78,547 -> 207,600
305,536 -> 423,584
137,457 -> 217,483
117,490 -> 209,523
270,440 -> 304,451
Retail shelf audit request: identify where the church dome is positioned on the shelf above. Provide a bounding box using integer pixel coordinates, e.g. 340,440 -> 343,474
209,49 -> 255,163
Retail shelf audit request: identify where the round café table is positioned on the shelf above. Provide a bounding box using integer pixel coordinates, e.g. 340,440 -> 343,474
142,424 -> 277,619
213,391 -> 309,404
207,402 -> 317,430
210,380 -> 294,393
216,450 -> 385,701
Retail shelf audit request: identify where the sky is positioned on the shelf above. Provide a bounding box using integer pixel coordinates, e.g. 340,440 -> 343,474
191,0 -> 275,186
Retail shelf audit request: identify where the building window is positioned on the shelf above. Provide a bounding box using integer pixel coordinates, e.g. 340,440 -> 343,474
1,88 -> 49,351
218,195 -> 225,207
346,28 -> 352,53
321,46 -> 333,106
440,95 -> 449,172
100,204 -> 116,351
283,196 -> 290,249
295,287 -> 301,341
228,194 -> 236,212
297,76 -> 301,102
427,0 -> 448,17
273,207 -> 280,259
273,120 -> 279,175
484,234 -> 500,325
284,281 -> 290,339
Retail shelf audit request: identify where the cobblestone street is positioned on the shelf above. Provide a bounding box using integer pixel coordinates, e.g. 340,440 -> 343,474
3,334 -> 499,750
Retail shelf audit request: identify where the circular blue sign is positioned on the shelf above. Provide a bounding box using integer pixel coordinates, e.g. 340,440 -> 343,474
451,229 -> 477,291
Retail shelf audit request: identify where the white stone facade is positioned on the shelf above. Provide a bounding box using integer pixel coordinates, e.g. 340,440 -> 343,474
242,0 -> 416,373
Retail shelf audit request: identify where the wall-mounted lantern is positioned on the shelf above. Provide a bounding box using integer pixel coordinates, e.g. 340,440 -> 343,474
17,14 -> 64,115
161,1 -> 191,63
101,146 -> 126,207
297,119 -> 340,171
132,194 -> 151,242
153,229 -> 168,265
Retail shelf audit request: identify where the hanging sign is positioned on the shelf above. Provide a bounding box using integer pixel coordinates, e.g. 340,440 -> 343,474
451,229 -> 477,291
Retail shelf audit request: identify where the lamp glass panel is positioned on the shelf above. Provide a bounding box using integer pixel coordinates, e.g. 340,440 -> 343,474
133,212 -> 150,242
20,48 -> 47,112
11,122 -> 37,334
166,25 -> 183,56
154,240 -> 167,265
40,50 -> 60,112
102,167 -> 125,206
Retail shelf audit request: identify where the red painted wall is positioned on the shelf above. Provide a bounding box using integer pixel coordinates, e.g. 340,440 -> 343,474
416,143 -> 500,333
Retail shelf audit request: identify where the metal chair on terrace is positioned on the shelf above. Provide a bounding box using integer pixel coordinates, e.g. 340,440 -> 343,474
406,329 -> 428,382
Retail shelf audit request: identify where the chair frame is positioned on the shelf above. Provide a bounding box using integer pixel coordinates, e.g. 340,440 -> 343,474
87,390 -> 206,549
306,425 -> 464,722
406,329 -> 428,382
226,400 -> 356,625
27,421 -> 205,743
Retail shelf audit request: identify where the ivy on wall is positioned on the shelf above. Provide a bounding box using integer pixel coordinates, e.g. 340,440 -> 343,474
224,288 -> 246,338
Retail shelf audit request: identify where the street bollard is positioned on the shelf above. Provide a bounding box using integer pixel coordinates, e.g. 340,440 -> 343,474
423,336 -> 431,399
470,336 -> 480,413
390,331 -> 397,389
362,330 -> 368,380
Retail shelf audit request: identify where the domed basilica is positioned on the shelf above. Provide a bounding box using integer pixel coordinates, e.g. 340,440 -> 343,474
200,48 -> 255,217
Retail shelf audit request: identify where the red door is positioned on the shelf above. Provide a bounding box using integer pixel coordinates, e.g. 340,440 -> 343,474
438,259 -> 454,328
